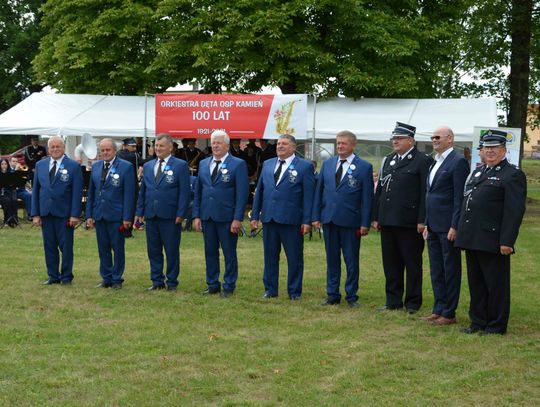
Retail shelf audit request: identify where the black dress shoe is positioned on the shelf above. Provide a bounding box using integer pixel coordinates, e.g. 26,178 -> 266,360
111,283 -> 122,290
166,286 -> 177,292
406,308 -> 418,315
321,298 -> 340,306
289,295 -> 301,301
348,301 -> 360,308
146,285 -> 165,291
262,292 -> 277,299
220,290 -> 233,298
460,326 -> 482,334
42,279 -> 60,285
96,282 -> 112,288
202,287 -> 221,295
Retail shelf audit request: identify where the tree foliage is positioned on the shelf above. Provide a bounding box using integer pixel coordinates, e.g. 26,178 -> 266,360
0,0 -> 44,113
33,0 -> 166,94
33,0 -> 470,98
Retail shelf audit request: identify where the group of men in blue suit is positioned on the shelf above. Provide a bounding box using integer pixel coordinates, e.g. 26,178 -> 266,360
246,131 -> 374,307
31,125 -> 526,335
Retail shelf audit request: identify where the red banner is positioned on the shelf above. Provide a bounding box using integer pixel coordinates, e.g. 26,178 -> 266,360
156,94 -> 275,139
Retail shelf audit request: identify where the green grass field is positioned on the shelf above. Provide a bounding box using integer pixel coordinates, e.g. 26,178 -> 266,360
1,162 -> 539,406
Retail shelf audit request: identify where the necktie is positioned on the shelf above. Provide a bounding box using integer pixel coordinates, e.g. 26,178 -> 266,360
211,160 -> 221,182
335,159 -> 346,185
155,159 -> 164,181
100,162 -> 110,189
274,160 -> 285,184
49,160 -> 57,183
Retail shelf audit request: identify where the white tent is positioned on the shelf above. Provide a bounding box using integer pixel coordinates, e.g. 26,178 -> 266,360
0,93 -> 497,142
0,93 -> 155,138
307,97 -> 498,142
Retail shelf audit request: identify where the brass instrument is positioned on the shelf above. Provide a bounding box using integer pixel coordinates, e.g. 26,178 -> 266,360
19,164 -> 28,172
188,150 -> 201,174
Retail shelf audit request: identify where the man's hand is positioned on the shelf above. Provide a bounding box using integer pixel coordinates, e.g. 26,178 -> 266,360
500,245 -> 513,255
33,215 -> 41,227
230,220 -> 242,234
417,223 -> 425,234
371,221 -> 381,231
250,220 -> 259,231
68,217 -> 79,228
447,227 -> 457,242
359,226 -> 369,236
86,218 -> 95,229
193,218 -> 202,232
175,217 -> 184,225
422,227 -> 428,240
123,220 -> 132,229
312,221 -> 321,229
301,224 -> 312,235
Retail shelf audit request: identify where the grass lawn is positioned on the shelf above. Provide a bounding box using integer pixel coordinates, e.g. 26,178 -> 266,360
0,163 -> 539,406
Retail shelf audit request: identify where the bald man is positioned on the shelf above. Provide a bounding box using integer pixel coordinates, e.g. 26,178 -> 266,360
422,126 -> 469,326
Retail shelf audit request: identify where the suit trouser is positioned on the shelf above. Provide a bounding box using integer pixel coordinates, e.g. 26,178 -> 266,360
465,250 -> 510,334
145,218 -> 182,287
41,216 -> 74,282
322,223 -> 361,303
380,226 -> 424,310
202,220 -> 238,292
427,230 -> 462,318
95,220 -> 125,285
262,221 -> 304,298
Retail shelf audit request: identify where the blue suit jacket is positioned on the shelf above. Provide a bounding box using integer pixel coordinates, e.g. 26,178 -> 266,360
251,156 -> 315,225
193,155 -> 249,222
425,150 -> 469,233
312,155 -> 374,228
136,157 -> 190,219
31,155 -> 83,218
86,158 -> 135,222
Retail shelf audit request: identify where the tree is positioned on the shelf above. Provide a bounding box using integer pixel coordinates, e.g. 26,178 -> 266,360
0,0 -> 44,152
33,0 -> 167,95
150,0 -> 469,97
450,0 -> 539,160
0,0 -> 44,113
34,0 -> 468,97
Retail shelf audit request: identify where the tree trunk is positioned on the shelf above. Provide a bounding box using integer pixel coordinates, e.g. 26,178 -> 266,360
507,0 -> 532,165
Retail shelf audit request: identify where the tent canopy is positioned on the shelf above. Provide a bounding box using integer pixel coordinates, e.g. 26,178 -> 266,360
0,93 -> 155,138
0,93 -> 497,142
307,97 -> 498,142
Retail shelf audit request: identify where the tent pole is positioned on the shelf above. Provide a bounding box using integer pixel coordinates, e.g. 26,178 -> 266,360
311,93 -> 317,160
143,92 -> 148,159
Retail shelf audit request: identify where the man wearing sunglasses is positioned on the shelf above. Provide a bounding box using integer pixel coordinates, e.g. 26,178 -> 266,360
421,127 -> 469,326
372,122 -> 434,314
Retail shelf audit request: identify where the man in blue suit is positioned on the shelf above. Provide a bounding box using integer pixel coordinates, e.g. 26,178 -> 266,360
422,127 -> 469,325
250,134 -> 315,300
31,136 -> 83,285
312,131 -> 374,307
193,130 -> 249,297
86,138 -> 135,290
135,133 -> 191,291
